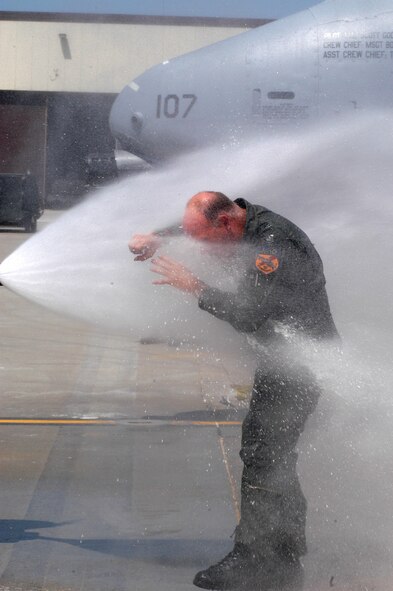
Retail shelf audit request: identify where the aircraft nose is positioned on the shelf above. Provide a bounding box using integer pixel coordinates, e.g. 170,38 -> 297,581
109,85 -> 146,158
130,111 -> 144,134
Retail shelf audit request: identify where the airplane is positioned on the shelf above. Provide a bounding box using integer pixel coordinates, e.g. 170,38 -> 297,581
106,0 -> 393,173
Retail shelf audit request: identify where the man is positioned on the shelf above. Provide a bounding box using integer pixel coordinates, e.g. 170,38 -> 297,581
129,191 -> 339,590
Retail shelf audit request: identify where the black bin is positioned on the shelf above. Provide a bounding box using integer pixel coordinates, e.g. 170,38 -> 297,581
0,173 -> 43,233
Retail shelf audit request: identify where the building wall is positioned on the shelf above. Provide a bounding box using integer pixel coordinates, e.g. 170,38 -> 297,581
0,20 -> 250,94
0,15 -> 269,205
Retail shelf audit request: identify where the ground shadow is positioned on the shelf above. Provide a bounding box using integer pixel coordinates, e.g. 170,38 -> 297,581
0,519 -> 70,543
0,520 -> 232,567
41,536 -> 233,567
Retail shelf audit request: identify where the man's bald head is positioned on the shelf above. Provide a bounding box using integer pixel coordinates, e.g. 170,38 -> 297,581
183,191 -> 246,243
186,191 -> 234,221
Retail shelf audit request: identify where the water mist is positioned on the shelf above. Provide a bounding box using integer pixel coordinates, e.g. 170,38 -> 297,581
1,111 -> 393,588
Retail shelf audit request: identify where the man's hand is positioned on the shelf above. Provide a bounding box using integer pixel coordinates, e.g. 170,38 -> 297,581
129,233 -> 161,261
151,255 -> 206,297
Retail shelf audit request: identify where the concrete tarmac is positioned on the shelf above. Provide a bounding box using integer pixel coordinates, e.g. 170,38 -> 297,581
0,212 -> 392,591
0,212 -> 246,591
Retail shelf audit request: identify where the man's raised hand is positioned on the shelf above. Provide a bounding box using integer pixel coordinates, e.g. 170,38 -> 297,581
128,233 -> 161,261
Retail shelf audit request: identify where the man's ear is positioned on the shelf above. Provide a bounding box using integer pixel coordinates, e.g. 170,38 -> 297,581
217,212 -> 230,227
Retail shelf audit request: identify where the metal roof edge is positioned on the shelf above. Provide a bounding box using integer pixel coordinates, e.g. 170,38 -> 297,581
0,11 -> 273,28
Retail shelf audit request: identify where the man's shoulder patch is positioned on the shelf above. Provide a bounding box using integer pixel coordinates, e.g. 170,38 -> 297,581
255,253 -> 279,275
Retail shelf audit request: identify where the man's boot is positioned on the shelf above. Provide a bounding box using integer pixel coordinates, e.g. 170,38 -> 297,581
193,543 -> 304,590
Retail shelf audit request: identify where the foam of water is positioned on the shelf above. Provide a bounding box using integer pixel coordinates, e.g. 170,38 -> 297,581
1,110 -> 393,586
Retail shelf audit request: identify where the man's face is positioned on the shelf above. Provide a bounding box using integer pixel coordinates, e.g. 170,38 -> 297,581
183,209 -> 234,244
183,208 -> 238,257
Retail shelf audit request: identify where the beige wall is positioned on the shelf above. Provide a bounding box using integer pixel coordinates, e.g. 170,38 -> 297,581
0,20 -> 247,94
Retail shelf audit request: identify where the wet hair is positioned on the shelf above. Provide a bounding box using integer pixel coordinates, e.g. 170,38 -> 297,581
200,191 -> 234,223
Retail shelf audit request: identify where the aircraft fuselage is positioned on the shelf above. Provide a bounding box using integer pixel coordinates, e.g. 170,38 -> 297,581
109,0 -> 393,165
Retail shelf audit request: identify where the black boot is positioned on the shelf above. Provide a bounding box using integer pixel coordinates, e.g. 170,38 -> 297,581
193,543 -> 303,590
193,543 -> 256,590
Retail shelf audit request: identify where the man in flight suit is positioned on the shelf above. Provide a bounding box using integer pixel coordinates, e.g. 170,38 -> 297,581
129,191 -> 339,590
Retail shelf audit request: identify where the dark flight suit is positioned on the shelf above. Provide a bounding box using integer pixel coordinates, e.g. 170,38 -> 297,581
198,198 -> 339,562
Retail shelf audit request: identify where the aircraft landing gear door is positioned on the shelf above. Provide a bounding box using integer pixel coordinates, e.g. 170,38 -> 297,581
245,10 -> 319,131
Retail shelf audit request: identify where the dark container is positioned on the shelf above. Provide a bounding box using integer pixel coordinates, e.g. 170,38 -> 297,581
0,173 -> 43,232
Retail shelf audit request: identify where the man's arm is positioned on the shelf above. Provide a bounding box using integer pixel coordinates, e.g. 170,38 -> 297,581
129,222 -> 183,261
150,246 -> 282,333
154,223 -> 183,238
151,255 -> 207,297
198,279 -> 276,332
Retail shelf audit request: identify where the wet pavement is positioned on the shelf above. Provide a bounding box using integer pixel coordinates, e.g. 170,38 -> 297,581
0,212 -> 392,591
0,212 -> 245,591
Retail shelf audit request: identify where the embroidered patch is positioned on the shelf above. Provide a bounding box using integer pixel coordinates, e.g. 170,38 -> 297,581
255,253 -> 279,275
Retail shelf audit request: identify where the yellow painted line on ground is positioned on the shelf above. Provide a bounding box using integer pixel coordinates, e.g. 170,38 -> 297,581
0,418 -> 242,426
0,419 -> 116,425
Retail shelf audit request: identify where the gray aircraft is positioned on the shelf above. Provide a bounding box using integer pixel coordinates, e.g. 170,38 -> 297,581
108,0 -> 393,171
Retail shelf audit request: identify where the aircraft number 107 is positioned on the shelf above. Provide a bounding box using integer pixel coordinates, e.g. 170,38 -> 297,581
156,94 -> 197,119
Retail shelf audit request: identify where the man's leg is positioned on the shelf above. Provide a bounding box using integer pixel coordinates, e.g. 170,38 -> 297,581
236,364 -> 319,558
193,364 -> 320,589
